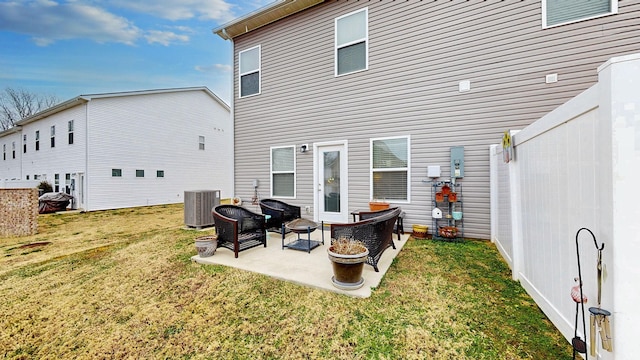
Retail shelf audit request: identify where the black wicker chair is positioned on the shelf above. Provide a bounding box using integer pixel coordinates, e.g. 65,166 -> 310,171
330,207 -> 401,272
357,207 -> 405,242
259,199 -> 301,233
213,205 -> 267,258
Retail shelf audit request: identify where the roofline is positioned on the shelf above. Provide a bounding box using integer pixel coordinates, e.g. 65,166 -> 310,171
80,86 -> 230,111
15,96 -> 90,126
213,0 -> 325,40
12,86 -> 229,129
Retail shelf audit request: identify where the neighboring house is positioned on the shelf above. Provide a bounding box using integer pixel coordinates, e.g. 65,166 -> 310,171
213,0 -> 640,238
0,87 -> 233,211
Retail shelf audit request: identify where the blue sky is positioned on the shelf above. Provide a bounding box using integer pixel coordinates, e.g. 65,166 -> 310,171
0,0 -> 271,105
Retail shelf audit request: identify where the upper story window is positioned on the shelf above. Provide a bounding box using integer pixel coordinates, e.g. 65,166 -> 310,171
2,144 -> 5,160
335,8 -> 368,76
270,145 -> 296,198
543,0 -> 617,27
35,130 -> 40,151
156,170 -> 164,178
136,170 -> 144,178
112,169 -> 122,177
50,125 -> 56,148
239,45 -> 261,97
68,120 -> 74,145
371,136 -> 410,202
198,135 -> 205,150
23,134 -> 27,153
12,142 -> 15,159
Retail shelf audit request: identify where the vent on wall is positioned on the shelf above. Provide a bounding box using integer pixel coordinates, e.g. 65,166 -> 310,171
184,190 -> 220,229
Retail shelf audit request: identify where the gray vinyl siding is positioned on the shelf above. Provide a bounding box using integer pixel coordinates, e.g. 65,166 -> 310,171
231,1 -> 640,239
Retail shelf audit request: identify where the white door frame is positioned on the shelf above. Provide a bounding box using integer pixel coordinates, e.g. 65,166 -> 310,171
313,140 -> 349,223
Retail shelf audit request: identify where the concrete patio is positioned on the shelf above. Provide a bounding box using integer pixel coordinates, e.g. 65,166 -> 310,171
191,229 -> 410,298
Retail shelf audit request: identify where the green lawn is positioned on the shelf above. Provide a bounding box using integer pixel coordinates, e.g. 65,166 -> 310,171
0,204 -> 571,359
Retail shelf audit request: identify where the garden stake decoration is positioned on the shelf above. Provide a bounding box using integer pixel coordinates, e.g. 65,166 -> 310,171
572,227 -> 612,360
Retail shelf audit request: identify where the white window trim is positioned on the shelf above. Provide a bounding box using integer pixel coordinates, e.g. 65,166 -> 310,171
542,0 -> 618,28
270,145 -> 297,199
334,7 -> 369,77
370,135 -> 411,203
238,45 -> 261,98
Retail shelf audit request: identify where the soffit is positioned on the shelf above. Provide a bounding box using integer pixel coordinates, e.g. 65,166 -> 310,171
213,0 -> 325,40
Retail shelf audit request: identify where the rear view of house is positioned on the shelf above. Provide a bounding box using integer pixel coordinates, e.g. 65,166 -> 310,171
0,87 -> 233,211
214,0 -> 640,239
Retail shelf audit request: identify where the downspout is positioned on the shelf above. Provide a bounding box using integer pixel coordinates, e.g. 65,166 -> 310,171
84,101 -> 89,211
230,37 -> 236,199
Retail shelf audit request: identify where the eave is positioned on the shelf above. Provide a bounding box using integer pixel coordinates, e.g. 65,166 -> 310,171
213,0 -> 325,40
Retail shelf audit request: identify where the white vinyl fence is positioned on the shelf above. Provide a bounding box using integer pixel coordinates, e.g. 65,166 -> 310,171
490,53 -> 640,360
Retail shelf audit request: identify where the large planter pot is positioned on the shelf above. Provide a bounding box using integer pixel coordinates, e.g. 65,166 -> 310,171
327,246 -> 369,290
195,235 -> 218,257
369,201 -> 390,211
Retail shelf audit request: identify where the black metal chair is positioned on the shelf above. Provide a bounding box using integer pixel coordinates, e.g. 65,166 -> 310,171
212,205 -> 267,258
259,199 -> 301,233
330,207 -> 401,272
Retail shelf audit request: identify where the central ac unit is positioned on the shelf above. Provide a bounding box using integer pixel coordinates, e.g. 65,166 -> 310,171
184,190 -> 220,229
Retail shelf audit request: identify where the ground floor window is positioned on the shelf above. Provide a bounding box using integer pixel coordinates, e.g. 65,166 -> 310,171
270,145 -> 296,198
371,136 -> 410,202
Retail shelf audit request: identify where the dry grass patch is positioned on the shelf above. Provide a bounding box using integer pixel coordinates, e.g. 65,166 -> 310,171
0,205 -> 572,359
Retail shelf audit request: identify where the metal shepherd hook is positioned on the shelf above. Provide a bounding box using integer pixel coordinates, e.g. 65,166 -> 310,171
573,227 -> 611,359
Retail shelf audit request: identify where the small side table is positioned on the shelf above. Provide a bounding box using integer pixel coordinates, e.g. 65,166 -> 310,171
282,218 -> 324,253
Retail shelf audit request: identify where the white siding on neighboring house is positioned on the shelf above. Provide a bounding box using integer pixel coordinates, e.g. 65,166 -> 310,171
19,105 -> 87,189
222,0 -> 640,239
0,130 -> 22,180
85,89 -> 233,211
0,87 -> 232,212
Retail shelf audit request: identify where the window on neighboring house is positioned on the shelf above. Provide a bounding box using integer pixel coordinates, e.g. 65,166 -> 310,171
12,142 -> 15,159
54,174 -> 60,192
371,136 -> 410,202
544,0 -> 617,27
35,130 -> 40,151
65,173 -> 71,194
270,146 -> 296,198
68,120 -> 74,145
239,45 -> 261,97
136,170 -> 144,177
2,144 -> 5,160
51,125 -> 56,148
23,134 -> 27,153
112,169 -> 122,177
157,170 -> 164,178
198,136 -> 205,150
335,8 -> 368,76
26,175 -> 30,180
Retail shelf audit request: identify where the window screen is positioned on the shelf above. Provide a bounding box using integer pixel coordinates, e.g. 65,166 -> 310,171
546,0 -> 613,27
336,8 -> 368,76
371,137 -> 409,201
239,46 -> 260,97
271,146 -> 295,197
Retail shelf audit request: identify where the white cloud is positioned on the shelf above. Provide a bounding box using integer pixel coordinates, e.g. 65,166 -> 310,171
111,0 -> 235,22
0,1 -> 141,46
145,30 -> 189,46
195,64 -> 232,73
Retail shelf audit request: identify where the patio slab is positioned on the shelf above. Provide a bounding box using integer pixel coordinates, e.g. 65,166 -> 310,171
191,229 -> 409,298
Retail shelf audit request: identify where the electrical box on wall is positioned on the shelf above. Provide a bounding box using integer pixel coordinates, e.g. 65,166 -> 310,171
451,146 -> 464,178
